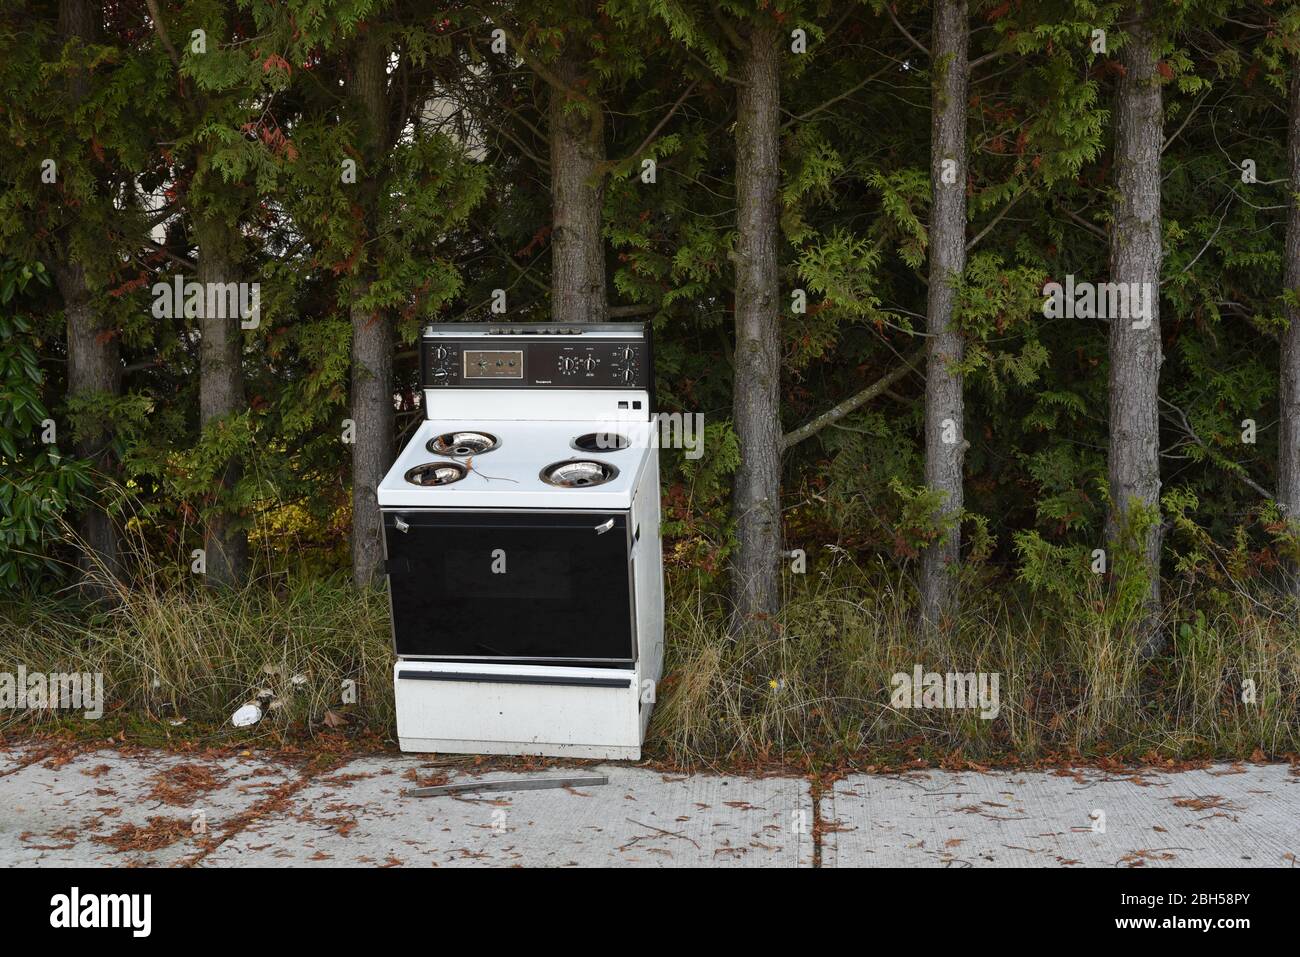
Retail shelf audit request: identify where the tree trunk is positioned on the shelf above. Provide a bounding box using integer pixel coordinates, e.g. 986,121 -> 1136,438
548,59 -> 607,324
919,0 -> 970,631
729,23 -> 783,634
349,28 -> 394,588
1281,59 -> 1300,599
192,210 -> 248,586
58,0 -> 94,100
53,263 -> 121,580
1106,0 -> 1164,651
55,0 -> 121,582
350,301 -> 393,587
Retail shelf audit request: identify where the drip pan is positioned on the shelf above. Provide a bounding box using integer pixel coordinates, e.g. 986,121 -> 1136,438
404,462 -> 469,486
428,431 -> 500,456
572,432 -> 630,453
540,460 -> 620,488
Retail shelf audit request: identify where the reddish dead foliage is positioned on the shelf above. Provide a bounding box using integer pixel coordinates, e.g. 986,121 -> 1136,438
146,762 -> 228,806
92,817 -> 193,853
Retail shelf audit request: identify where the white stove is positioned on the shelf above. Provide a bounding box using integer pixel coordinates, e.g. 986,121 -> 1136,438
378,418 -> 657,510
378,322 -> 664,760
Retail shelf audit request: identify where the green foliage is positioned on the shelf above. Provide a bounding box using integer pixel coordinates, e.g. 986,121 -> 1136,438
885,478 -> 955,560
868,168 -> 930,269
662,419 -> 740,576
0,260 -> 91,588
0,0 -> 1293,643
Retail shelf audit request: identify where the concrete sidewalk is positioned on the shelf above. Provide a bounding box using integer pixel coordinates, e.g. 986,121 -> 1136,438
0,742 -> 1294,867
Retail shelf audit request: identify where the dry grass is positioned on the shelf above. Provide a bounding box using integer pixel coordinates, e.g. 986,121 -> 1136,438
0,527 -> 393,741
2,535 -> 1298,767
650,552 -> 1300,767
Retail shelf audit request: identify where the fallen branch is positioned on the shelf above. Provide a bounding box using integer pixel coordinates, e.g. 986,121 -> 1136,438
886,2 -> 930,59
1057,205 -> 1108,241
781,346 -> 925,451
608,80 -> 698,172
1159,397 -> 1274,500
405,774 -> 608,798
967,186 -> 1027,253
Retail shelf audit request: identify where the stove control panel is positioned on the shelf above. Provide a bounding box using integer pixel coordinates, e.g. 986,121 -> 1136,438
421,323 -> 652,391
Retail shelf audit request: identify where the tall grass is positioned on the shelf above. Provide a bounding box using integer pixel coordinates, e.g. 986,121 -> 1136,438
652,551 -> 1300,766
0,527 -> 392,741
2,534 -> 1298,765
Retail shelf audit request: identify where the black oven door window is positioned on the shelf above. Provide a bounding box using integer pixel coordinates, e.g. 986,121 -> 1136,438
385,511 -> 635,664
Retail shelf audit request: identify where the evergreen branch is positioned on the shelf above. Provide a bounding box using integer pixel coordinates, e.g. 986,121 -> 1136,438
479,111 -> 551,169
488,238 -> 550,296
1159,397 -> 1274,500
141,238 -> 196,272
495,25 -> 597,110
783,63 -> 893,130
1173,194 -> 1232,280
1057,205 -> 1109,241
607,80 -> 699,172
966,186 -> 1027,253
144,0 -> 182,74
1162,89 -> 1213,154
467,78 -> 550,146
709,2 -> 747,54
885,3 -> 930,59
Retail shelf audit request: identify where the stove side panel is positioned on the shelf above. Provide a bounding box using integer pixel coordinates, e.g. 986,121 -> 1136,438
632,449 -> 665,700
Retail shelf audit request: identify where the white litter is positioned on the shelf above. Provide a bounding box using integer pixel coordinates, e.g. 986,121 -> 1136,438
231,703 -> 262,727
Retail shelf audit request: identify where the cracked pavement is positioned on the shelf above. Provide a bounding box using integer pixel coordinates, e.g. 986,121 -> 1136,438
1,741 -> 1295,867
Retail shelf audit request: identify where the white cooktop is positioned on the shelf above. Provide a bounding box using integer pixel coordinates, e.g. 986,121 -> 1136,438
377,419 -> 656,510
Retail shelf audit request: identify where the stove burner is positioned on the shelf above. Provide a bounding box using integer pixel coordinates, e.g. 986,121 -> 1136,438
428,431 -> 500,456
572,432 -> 630,453
540,460 -> 620,488
404,462 -> 469,486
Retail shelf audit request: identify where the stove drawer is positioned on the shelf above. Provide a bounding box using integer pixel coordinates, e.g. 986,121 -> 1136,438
393,661 -> 643,758
383,509 -> 635,664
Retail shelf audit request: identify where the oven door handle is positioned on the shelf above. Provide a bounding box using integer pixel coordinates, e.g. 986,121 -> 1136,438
594,518 -> 616,534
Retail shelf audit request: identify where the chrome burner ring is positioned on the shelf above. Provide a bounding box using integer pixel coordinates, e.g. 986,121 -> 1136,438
539,460 -> 620,488
404,462 -> 469,486
427,431 -> 500,456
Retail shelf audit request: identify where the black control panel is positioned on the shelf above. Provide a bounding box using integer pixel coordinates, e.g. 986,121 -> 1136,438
420,323 -> 652,391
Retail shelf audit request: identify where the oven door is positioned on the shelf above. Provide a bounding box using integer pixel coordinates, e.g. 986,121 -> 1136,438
383,510 -> 635,665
